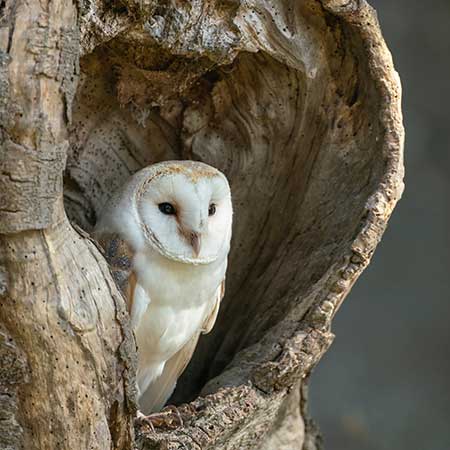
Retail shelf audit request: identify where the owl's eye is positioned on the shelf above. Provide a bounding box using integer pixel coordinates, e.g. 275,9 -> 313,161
158,202 -> 176,215
208,203 -> 217,216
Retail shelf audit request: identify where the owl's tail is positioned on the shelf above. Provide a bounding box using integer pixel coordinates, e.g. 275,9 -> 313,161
138,333 -> 200,414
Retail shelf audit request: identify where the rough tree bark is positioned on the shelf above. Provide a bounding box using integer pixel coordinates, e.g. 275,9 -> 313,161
0,1 -> 404,449
0,1 -> 136,450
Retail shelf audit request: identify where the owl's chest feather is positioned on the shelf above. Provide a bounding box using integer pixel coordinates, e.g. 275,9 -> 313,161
133,249 -> 225,362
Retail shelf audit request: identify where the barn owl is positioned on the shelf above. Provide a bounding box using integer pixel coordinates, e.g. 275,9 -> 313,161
93,161 -> 232,415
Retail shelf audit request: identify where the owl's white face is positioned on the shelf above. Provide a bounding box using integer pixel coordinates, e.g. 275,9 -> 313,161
137,162 -> 232,264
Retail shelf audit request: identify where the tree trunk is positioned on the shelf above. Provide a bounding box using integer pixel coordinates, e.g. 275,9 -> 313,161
0,0 -> 404,449
0,2 -> 136,449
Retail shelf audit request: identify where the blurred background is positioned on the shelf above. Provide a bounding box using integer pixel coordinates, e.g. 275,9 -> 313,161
311,1 -> 450,449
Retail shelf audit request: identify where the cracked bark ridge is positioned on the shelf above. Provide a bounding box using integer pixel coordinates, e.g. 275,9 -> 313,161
0,1 -> 137,449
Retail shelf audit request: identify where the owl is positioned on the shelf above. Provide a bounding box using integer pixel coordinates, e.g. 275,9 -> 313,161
93,161 -> 232,415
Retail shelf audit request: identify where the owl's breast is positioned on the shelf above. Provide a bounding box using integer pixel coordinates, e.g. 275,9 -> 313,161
133,247 -> 226,364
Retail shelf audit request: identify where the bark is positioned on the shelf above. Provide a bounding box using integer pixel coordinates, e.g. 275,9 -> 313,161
0,0 -> 404,449
0,2 -> 136,450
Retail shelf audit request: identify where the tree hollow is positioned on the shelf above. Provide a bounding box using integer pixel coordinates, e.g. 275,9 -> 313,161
64,1 -> 404,448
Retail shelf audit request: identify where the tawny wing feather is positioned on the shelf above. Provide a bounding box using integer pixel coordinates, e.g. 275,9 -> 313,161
94,231 -> 138,313
139,280 -> 226,413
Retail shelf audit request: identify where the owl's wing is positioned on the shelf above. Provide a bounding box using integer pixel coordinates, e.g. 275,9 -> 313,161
138,332 -> 200,413
201,279 -> 225,334
94,231 -> 150,328
139,280 -> 225,413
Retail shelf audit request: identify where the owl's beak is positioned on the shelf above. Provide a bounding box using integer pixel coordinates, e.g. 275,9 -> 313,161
190,232 -> 201,257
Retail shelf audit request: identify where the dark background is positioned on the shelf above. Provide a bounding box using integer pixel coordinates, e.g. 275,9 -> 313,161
311,1 -> 450,449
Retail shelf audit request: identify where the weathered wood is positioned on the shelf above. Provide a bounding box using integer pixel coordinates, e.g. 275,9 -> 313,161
1,0 -> 404,448
0,1 -> 136,449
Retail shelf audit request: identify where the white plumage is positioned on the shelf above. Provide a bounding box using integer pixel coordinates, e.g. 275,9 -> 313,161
94,161 -> 232,414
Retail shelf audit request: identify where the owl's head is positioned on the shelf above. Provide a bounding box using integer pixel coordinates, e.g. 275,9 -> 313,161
135,161 -> 232,264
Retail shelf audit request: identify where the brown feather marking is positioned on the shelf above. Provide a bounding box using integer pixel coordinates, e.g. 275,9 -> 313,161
125,271 -> 137,315
136,162 -> 220,200
95,231 -> 136,314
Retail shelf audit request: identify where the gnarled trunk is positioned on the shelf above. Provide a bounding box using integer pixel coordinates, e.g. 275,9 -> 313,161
0,1 -> 404,449
0,2 -> 136,449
